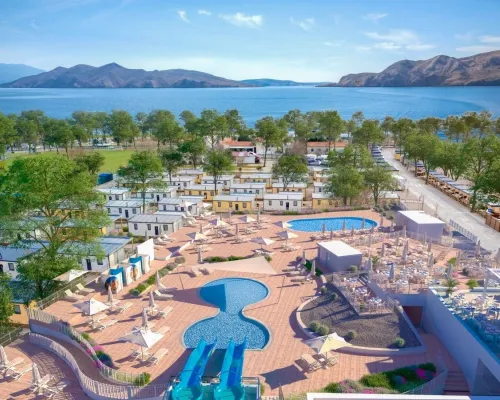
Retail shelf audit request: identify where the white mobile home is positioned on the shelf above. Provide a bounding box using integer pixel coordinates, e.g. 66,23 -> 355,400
313,182 -> 326,193
263,193 -> 303,212
201,175 -> 234,189
158,197 -> 202,216
271,182 -> 307,199
105,200 -> 144,219
128,214 -> 183,237
176,169 -> 204,183
230,183 -> 267,200
98,188 -> 131,201
140,187 -> 178,203
239,173 -> 273,188
163,176 -> 196,189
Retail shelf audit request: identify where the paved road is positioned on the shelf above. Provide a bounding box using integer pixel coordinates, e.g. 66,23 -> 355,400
383,148 -> 500,254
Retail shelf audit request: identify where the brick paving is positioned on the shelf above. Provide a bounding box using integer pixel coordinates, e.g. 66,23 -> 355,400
21,211 -> 463,396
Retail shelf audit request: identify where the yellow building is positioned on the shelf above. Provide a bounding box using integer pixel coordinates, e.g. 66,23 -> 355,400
185,184 -> 221,201
8,282 -> 37,326
240,173 -> 274,188
176,169 -> 205,184
213,195 -> 256,213
309,166 -> 330,182
312,193 -> 339,210
271,183 -> 307,200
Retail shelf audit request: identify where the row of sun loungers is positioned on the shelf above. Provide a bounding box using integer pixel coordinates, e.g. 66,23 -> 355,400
301,351 -> 339,372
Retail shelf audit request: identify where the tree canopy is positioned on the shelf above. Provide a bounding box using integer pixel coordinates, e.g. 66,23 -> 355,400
271,154 -> 309,190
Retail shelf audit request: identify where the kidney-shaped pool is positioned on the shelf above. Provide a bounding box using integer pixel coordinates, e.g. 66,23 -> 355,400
183,278 -> 270,350
288,217 -> 377,232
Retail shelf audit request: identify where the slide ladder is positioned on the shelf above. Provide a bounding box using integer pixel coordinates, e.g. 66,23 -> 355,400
172,338 -> 217,400
215,339 -> 246,400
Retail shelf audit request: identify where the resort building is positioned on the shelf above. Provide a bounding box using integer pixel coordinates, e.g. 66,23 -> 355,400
239,173 -> 273,188
163,176 -> 197,189
185,184 -> 221,201
176,168 -> 205,184
312,193 -> 337,210
313,181 -> 326,193
213,194 -> 256,213
221,139 -> 257,153
158,197 -> 202,216
306,141 -> 346,154
200,175 -> 234,189
105,199 -> 143,219
396,210 -> 445,239
0,243 -> 43,279
271,182 -> 307,199
317,240 -> 362,273
141,187 -> 178,203
97,187 -> 131,201
263,192 -> 303,212
309,166 -> 330,182
127,213 -> 183,237
229,183 -> 267,200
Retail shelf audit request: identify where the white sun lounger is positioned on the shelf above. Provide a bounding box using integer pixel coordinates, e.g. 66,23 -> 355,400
189,267 -> 201,277
146,348 -> 168,365
64,289 -> 84,301
156,326 -> 171,335
0,357 -> 24,373
301,354 -> 321,372
158,306 -> 173,319
153,290 -> 174,300
10,364 -> 33,380
116,302 -> 132,314
96,319 -> 118,331
75,283 -> 94,294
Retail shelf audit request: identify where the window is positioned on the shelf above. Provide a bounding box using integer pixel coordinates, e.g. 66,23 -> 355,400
189,191 -> 192,195
132,208 -> 137,214
163,205 -> 166,210
147,224 -> 151,230
229,202 -> 232,207
118,208 -> 122,213
319,187 -> 322,192
109,196 -> 112,200
318,200 -> 321,205
134,223 -> 138,230
115,195 -> 119,200
97,259 -> 104,265
210,191 -> 214,196
218,202 -> 222,207
14,305 -> 21,314
256,190 -> 260,194
8,263 -> 15,271
163,225 -> 169,231
163,193 -> 167,197
311,149 -> 314,152
293,201 -> 298,206
243,203 -> 247,208
280,201 -> 283,206
244,189 -> 247,193
268,201 -> 272,206
150,194 -> 154,198
107,208 -> 111,213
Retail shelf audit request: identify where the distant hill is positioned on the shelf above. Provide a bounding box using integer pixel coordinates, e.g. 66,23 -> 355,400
1,63 -> 252,88
241,78 -> 323,86
0,63 -> 45,84
317,50 -> 500,87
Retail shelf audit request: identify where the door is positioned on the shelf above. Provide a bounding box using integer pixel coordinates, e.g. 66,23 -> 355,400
156,195 -> 160,202
125,209 -> 129,218
154,226 -> 159,236
86,258 -> 92,271
286,202 -> 290,210
235,204 -> 239,211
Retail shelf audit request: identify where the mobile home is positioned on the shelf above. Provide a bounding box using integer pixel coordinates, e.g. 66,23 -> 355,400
263,193 -> 303,212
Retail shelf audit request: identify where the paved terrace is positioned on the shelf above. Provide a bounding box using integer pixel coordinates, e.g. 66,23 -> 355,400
30,211 -> 464,396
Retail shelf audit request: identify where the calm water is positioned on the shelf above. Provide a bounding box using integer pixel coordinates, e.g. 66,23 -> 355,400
0,86 -> 499,125
288,217 -> 377,232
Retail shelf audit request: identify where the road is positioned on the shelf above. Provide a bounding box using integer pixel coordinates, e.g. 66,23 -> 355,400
382,148 -> 500,254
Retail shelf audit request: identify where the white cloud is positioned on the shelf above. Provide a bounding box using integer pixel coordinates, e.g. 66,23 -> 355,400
364,29 -> 434,51
456,45 -> 498,53
220,13 -> 263,28
373,42 -> 401,50
177,10 -> 189,23
406,43 -> 436,51
454,32 -> 473,41
480,35 -> 500,43
290,17 -> 315,31
355,46 -> 372,52
362,13 -> 388,23
323,40 -> 345,47
198,9 -> 211,16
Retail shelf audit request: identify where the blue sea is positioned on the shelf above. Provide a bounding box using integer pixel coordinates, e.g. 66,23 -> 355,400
0,86 -> 499,125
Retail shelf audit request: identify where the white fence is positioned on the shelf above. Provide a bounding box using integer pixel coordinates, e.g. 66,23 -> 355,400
449,219 -> 478,243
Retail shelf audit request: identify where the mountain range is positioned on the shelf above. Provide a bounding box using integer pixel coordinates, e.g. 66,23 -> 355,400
318,50 -> 500,87
0,63 -> 45,84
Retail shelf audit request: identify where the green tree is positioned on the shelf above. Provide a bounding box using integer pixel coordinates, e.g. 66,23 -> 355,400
135,112 -> 149,141
148,110 -> 183,149
91,112 -> 108,143
363,164 -> 397,205
0,273 -> 14,331
436,142 -> 467,181
271,154 -> 309,191
391,118 -> 415,157
380,116 -> 395,138
255,116 -> 288,167
179,110 -> 199,134
159,149 -> 184,181
0,155 -> 109,299
45,119 -> 74,155
105,110 -> 137,147
318,110 -> 344,151
203,149 -> 235,193
224,109 -> 246,138
326,166 -> 364,206
117,151 -> 165,209
328,144 -> 371,169
71,111 -> 95,146
15,112 -> 40,153
443,115 -> 466,142
74,151 -> 105,175
352,119 -> 383,148
0,112 -> 16,157
178,134 -> 206,169
198,109 -> 228,149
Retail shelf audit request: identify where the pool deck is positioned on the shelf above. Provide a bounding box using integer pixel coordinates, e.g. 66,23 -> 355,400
16,211 -> 465,396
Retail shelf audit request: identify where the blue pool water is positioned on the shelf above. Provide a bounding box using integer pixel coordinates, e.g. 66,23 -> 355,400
288,217 -> 377,232
183,278 -> 270,350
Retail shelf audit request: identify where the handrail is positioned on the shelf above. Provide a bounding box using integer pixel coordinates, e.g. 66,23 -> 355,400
0,326 -> 23,347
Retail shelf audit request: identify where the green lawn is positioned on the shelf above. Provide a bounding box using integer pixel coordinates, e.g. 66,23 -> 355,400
2,149 -> 135,173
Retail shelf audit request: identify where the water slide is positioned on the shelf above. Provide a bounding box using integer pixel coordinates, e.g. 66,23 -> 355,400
215,339 -> 247,400
172,338 -> 217,400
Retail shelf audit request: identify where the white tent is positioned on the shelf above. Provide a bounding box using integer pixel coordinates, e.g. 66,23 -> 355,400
118,328 -> 163,359
274,221 -> 292,229
239,215 -> 256,224
210,219 -> 228,228
187,232 -> 209,242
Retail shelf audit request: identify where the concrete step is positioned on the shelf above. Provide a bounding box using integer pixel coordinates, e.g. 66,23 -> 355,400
444,371 -> 470,392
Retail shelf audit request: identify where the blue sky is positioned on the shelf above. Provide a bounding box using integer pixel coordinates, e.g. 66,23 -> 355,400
1,0 -> 500,81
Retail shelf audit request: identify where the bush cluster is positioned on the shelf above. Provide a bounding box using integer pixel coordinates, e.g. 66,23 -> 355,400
309,320 -> 330,335
304,260 -> 323,276
345,330 -> 357,341
204,255 -> 248,263
134,372 -> 151,386
331,293 -> 338,301
394,337 -> 405,348
348,265 -> 358,273
320,286 -> 328,294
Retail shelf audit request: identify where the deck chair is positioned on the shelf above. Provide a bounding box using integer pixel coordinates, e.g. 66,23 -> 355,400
10,364 -> 33,380
153,290 -> 173,300
146,348 -> 168,365
324,351 -> 339,367
199,267 -> 212,275
301,354 -> 321,372
0,357 -> 24,373
158,306 -> 173,319
156,326 -> 171,335
96,319 -> 118,331
75,283 -> 94,294
64,289 -> 84,301
189,267 -> 201,277
115,302 -> 132,314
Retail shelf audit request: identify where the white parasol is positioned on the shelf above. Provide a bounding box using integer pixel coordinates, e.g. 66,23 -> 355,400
187,232 -> 209,242
303,333 -> 351,358
251,237 -> 275,250
239,215 -> 256,224
74,297 -> 109,316
274,221 -> 292,229
118,328 -> 163,360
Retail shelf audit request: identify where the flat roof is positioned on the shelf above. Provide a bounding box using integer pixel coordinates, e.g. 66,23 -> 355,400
97,188 -> 130,195
264,193 -> 303,200
201,175 -> 234,180
158,197 -> 198,205
398,210 -> 445,225
313,182 -> 326,187
128,214 -> 182,223
272,182 -> 307,188
213,194 -> 256,202
179,195 -> 204,203
185,184 -> 217,190
105,200 -> 143,207
144,187 -> 177,192
312,193 -> 331,199
230,183 -> 267,189
318,240 -> 362,256
240,173 -> 273,179
177,169 -> 203,175
164,176 -> 196,182
0,243 -> 44,261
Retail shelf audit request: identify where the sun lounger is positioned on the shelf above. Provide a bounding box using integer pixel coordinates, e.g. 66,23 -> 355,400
189,267 -> 201,277
146,348 -> 168,365
157,283 -> 176,293
153,289 -> 174,300
96,319 -> 118,331
64,289 -> 84,301
75,283 -> 94,294
301,354 -> 321,372
130,348 -> 149,360
30,374 -> 52,393
156,326 -> 171,335
324,351 -> 339,367
158,306 -> 173,319
87,314 -> 107,327
199,267 -> 212,275
116,302 -> 132,314
0,357 -> 24,373
10,364 -> 33,380
291,277 -> 306,284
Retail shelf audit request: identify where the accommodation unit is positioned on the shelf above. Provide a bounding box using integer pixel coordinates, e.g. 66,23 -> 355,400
105,200 -> 143,219
396,211 -> 445,239
176,169 -> 204,184
313,182 -> 326,194
230,183 -> 267,200
317,241 -> 362,273
312,193 -> 338,210
97,188 -> 131,201
200,175 -> 234,189
0,244 -> 43,279
239,173 -> 273,188
213,194 -> 256,213
141,187 -> 178,203
163,176 -> 196,189
271,182 -> 307,199
158,197 -> 202,215
263,192 -> 303,212
221,139 -> 257,153
185,184 -> 221,201
128,214 -> 183,237
306,141 -> 346,154
309,166 -> 330,182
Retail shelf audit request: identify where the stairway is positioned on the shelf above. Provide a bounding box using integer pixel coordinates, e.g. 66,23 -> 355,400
444,370 -> 470,395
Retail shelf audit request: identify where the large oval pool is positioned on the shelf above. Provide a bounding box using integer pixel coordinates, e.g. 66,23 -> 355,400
288,217 -> 377,232
183,278 -> 270,350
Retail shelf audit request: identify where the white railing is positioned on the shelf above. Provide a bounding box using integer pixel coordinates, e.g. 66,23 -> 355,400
30,333 -> 166,400
449,219 -> 478,243
340,229 -> 452,249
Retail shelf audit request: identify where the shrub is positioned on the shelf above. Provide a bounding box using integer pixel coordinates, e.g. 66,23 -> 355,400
122,226 -> 129,232
94,348 -> 116,368
320,286 -> 328,295
175,256 -> 185,264
394,337 -> 405,348
282,211 -> 299,215
265,255 -> 272,262
388,215 -> 394,220
348,265 -> 358,273
134,372 -> 151,386
359,302 -> 366,312
260,384 -> 265,396
166,262 -> 178,270
418,363 -> 436,373
227,255 -> 246,261
345,330 -> 357,341
135,283 -> 147,293
129,289 -> 140,296
382,212 -> 387,217
466,279 -> 479,289
323,383 -> 340,393
360,373 -> 392,389
317,325 -> 330,336
331,293 -> 338,301
146,276 -> 155,285
383,204 -> 390,211
159,268 -> 169,277
448,257 -> 456,265
323,208 -> 330,213
389,366 -> 416,381
309,321 -> 320,332
205,256 -> 227,263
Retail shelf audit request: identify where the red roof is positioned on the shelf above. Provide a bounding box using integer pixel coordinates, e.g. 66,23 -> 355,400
307,141 -> 346,148
223,140 -> 254,147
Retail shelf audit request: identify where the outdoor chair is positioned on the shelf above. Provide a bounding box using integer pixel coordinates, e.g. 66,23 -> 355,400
96,319 -> 118,331
30,374 -> 52,394
158,306 -> 173,319
87,314 -> 107,327
64,289 -> 84,301
116,302 -> 132,314
301,354 -> 321,372
153,290 -> 174,300
10,364 -> 33,380
324,351 -> 339,367
199,267 -> 212,275
189,267 -> 201,277
75,283 -> 94,295
146,348 -> 169,365
0,357 -> 24,373
156,326 -> 171,335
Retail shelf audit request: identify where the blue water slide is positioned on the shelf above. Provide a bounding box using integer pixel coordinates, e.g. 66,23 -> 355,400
215,339 -> 247,400
172,338 -> 216,400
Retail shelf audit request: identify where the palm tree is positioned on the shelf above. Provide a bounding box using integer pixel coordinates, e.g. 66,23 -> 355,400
444,278 -> 458,296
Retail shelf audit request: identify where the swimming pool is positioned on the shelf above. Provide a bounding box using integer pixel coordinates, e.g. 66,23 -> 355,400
183,278 -> 270,350
288,217 -> 377,232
